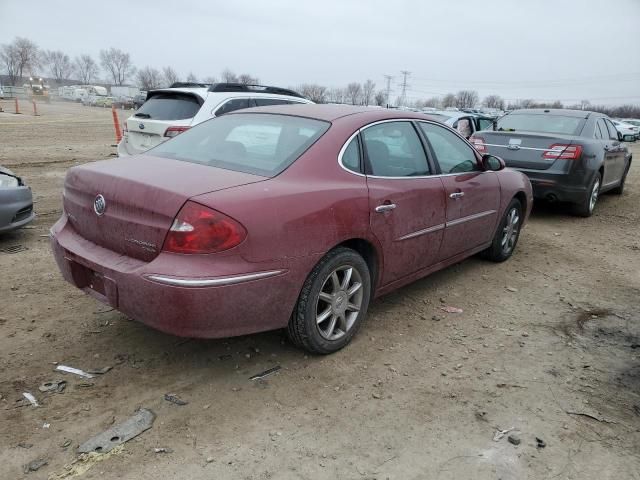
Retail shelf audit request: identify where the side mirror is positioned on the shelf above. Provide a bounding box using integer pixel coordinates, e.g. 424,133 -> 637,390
482,154 -> 505,171
622,134 -> 635,142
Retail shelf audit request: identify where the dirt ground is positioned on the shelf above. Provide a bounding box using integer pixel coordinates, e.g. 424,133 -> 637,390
1,101 -> 638,480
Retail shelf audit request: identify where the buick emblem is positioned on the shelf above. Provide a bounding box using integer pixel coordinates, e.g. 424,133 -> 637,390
139,123 -> 145,130
94,194 -> 106,216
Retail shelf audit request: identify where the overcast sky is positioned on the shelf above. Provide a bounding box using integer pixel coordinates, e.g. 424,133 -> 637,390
2,0 -> 639,105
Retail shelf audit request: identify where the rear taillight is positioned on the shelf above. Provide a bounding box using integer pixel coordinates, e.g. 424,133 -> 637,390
469,135 -> 487,153
542,144 -> 583,160
164,126 -> 190,138
163,201 -> 246,254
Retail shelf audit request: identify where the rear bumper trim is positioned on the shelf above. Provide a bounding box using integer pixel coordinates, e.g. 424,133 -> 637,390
145,270 -> 285,287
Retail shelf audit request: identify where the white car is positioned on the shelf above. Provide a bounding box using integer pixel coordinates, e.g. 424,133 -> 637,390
117,82 -> 313,156
611,119 -> 638,141
621,118 -> 640,139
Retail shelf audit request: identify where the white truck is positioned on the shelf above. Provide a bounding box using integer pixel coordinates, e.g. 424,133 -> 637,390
110,85 -> 140,98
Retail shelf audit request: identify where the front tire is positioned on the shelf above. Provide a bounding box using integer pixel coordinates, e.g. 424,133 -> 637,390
482,198 -> 522,262
573,172 -> 601,217
287,247 -> 371,354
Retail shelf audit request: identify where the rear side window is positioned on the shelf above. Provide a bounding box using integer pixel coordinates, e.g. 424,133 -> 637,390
497,114 -> 585,136
418,122 -> 479,174
151,113 -> 329,177
594,121 -> 603,139
214,98 -> 250,116
341,137 -> 361,173
362,122 -> 429,177
135,93 -> 201,120
477,118 -> 494,130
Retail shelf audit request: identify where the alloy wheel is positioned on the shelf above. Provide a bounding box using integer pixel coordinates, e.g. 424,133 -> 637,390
315,265 -> 363,340
501,207 -> 520,254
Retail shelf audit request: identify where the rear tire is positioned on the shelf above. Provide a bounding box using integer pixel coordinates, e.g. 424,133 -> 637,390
287,248 -> 371,354
573,172 -> 601,217
482,198 -> 522,262
610,160 -> 630,195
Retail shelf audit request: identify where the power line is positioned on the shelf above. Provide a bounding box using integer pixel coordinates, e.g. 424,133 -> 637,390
383,74 -> 393,107
399,70 -> 410,106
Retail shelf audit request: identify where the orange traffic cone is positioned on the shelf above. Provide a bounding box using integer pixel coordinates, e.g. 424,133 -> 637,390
111,105 -> 122,143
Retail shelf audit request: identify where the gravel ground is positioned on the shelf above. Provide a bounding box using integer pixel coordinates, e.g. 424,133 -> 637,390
1,101 -> 638,480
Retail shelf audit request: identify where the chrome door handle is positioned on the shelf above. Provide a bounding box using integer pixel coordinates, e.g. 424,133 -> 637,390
449,192 -> 465,199
375,203 -> 396,213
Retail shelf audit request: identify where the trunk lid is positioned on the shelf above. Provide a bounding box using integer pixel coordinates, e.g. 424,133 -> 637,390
475,131 -> 578,170
63,155 -> 266,261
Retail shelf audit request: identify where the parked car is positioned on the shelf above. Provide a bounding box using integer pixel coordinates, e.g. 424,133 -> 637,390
425,110 -> 495,139
470,108 -> 632,216
113,96 -> 135,109
0,166 -> 35,233
621,118 -> 640,133
51,104 -> 532,354
132,92 -> 147,109
117,82 -> 312,156
611,119 -> 638,141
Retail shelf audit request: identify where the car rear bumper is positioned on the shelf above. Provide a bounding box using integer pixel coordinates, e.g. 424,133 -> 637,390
511,168 -> 591,204
50,214 -> 311,338
0,186 -> 35,233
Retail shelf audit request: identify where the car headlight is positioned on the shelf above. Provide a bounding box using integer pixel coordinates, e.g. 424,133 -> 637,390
0,174 -> 19,188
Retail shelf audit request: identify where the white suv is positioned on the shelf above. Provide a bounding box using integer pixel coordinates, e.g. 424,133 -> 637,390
117,82 -> 313,156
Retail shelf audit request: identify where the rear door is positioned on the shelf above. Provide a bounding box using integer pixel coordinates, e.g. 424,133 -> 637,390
417,121 -> 500,261
126,91 -> 202,154
360,121 -> 446,285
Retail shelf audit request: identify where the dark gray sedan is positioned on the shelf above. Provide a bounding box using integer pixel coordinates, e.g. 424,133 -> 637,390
0,166 -> 34,233
470,109 -> 632,216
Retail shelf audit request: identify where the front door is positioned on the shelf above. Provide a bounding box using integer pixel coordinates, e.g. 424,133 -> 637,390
417,121 -> 500,260
601,118 -> 626,186
362,121 -> 446,285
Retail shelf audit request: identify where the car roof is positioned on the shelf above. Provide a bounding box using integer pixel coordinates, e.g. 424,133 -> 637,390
148,87 -> 311,103
229,103 -> 437,122
508,108 -> 593,118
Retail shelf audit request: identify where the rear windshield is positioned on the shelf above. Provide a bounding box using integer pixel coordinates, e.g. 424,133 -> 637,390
497,113 -> 584,135
135,93 -> 201,120
151,113 -> 330,177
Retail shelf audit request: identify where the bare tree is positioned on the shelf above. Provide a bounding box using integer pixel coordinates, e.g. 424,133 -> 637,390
299,84 -> 327,103
346,82 -> 362,105
42,50 -> 74,84
203,76 -> 217,84
74,54 -> 99,84
238,73 -> 259,85
186,72 -> 198,83
221,69 -> 238,83
374,91 -> 386,107
580,99 -> 591,110
136,66 -> 162,90
455,90 -> 479,109
361,79 -> 376,106
162,66 -> 179,87
442,93 -> 457,108
0,37 -> 39,85
99,47 -> 135,85
482,95 -> 505,110
326,87 -> 346,104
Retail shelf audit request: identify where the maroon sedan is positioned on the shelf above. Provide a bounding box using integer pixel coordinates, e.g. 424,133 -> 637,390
51,105 -> 533,354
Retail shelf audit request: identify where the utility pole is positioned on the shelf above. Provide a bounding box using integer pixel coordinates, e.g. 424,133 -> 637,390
383,75 -> 393,108
399,70 -> 410,107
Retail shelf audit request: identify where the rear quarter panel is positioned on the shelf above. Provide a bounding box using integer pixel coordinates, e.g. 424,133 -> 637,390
496,169 -> 533,224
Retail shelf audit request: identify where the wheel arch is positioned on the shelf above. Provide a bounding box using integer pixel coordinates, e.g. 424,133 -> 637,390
333,238 -> 381,296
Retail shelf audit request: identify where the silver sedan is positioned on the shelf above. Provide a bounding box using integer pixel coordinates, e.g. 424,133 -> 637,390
0,166 -> 34,233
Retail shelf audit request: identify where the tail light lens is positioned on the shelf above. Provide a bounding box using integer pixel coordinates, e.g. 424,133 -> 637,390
469,135 -> 486,153
164,126 -> 190,138
163,201 -> 246,254
542,144 -> 583,160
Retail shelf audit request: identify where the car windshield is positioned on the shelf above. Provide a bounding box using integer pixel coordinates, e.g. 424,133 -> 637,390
151,113 -> 330,177
497,113 -> 585,135
135,93 -> 201,120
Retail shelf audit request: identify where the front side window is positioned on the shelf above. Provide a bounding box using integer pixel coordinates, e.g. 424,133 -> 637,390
151,113 -> 329,177
214,98 -> 251,116
604,119 -> 619,140
418,122 -> 479,174
362,122 -> 429,177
